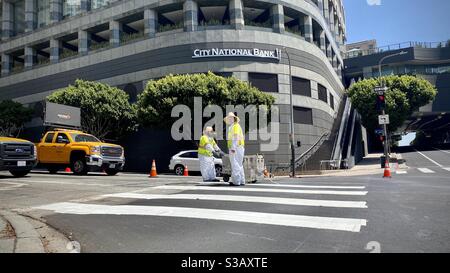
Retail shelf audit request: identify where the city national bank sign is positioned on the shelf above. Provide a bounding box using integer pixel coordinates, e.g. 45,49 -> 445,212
192,48 -> 281,61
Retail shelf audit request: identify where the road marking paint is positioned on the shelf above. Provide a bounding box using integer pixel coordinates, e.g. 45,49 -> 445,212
414,149 -> 443,167
396,170 -> 407,175
243,184 -> 366,190
154,185 -> 368,196
442,167 -> 450,172
0,181 -> 27,191
35,202 -> 367,232
433,148 -> 450,154
103,193 -> 368,208
417,168 -> 435,174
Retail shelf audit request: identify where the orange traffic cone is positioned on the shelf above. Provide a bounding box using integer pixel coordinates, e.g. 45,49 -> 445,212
383,160 -> 391,178
183,165 -> 189,177
149,160 -> 158,178
65,167 -> 71,173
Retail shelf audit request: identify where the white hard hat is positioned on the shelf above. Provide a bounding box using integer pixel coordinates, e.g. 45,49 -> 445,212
224,112 -> 240,123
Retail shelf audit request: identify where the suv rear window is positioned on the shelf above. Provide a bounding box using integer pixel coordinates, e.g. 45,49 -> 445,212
45,133 -> 55,143
180,152 -> 198,158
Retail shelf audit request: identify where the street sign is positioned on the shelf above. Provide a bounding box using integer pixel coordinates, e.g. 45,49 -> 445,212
375,129 -> 384,135
374,86 -> 388,96
378,115 -> 390,125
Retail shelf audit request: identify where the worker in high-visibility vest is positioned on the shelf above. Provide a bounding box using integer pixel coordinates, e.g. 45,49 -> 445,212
224,112 -> 245,186
198,126 -> 222,182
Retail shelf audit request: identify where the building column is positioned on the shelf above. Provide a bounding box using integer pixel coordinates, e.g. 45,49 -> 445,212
332,55 -> 338,72
80,0 -> 91,12
78,30 -> 91,56
319,30 -> 326,55
144,9 -> 158,38
183,0 -> 198,32
2,1 -> 14,41
335,18 -> 340,45
302,15 -> 313,43
25,0 -> 37,32
271,4 -> 285,34
229,0 -> 244,30
1,53 -> 12,76
24,46 -> 37,70
329,4 -> 335,38
323,0 -> 330,24
317,0 -> 324,17
50,38 -> 62,64
50,0 -> 63,23
327,43 -> 332,63
109,20 -> 122,47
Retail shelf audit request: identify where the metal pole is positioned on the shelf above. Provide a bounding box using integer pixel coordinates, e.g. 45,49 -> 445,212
285,47 -> 296,178
377,51 -> 407,165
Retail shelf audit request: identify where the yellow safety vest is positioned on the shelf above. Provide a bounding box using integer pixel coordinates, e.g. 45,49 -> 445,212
227,123 -> 245,149
198,135 -> 216,157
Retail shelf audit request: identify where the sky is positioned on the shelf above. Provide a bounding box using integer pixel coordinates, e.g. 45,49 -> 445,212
344,0 -> 450,46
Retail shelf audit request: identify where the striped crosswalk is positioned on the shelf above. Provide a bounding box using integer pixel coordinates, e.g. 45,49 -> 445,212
35,181 -> 369,233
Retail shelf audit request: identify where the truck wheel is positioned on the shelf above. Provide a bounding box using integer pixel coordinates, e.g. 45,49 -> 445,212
223,175 -> 230,182
9,170 -> 30,178
48,168 -> 58,174
105,169 -> 119,176
71,158 -> 88,175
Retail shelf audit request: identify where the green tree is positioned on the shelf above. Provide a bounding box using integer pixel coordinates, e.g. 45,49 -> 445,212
0,100 -> 33,137
347,75 -> 437,133
136,72 -> 275,128
47,79 -> 137,140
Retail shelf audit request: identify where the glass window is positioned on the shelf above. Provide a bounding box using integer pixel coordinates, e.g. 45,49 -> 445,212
293,107 -> 313,125
56,133 -> 70,143
292,77 -> 311,97
70,134 -> 100,142
248,73 -> 279,93
318,84 -> 328,103
37,0 -> 51,28
92,0 -> 112,10
45,133 -> 55,143
13,0 -> 26,35
63,0 -> 82,18
330,94 -> 335,110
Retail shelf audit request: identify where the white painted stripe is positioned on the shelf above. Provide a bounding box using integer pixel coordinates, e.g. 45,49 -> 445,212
414,149 -> 443,167
396,170 -> 407,175
155,185 -> 368,196
246,184 -> 366,190
418,168 -> 435,174
103,193 -> 368,208
442,167 -> 450,172
35,202 -> 367,232
433,148 -> 450,154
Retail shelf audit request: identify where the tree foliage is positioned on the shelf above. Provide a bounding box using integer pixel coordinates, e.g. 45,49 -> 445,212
347,75 -> 437,132
47,79 -> 137,140
0,100 -> 33,137
136,72 -> 276,128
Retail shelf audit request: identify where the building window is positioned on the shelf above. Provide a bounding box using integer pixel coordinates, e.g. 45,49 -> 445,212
63,0 -> 82,18
37,0 -> 51,28
293,107 -> 313,125
318,84 -> 328,103
248,73 -> 278,93
213,72 -> 233,78
292,77 -> 311,97
13,0 -> 26,35
92,0 -> 112,10
330,94 -> 335,110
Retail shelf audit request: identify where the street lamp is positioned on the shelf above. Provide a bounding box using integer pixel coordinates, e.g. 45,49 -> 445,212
284,47 -> 296,178
377,51 -> 407,165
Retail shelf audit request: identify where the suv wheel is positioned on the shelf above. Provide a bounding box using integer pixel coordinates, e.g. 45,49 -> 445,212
215,165 -> 223,177
72,158 -> 88,175
174,165 -> 184,176
9,170 -> 30,177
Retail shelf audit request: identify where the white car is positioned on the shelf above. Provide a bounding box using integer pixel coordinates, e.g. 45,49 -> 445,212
169,150 -> 223,176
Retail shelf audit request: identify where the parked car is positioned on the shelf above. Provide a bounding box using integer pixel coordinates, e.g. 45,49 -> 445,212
0,136 -> 37,177
169,150 -> 223,176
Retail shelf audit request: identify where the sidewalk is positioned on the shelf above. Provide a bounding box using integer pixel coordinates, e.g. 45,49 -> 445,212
0,210 -> 73,253
298,153 -> 405,178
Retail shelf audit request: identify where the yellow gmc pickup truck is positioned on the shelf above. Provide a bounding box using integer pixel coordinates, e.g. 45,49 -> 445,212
36,129 -> 125,175
0,137 -> 37,177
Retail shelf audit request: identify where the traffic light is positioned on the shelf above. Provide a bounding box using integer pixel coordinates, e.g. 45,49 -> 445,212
376,93 -> 386,111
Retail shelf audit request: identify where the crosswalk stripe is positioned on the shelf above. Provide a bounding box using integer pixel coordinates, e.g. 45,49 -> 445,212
443,167 -> 450,172
35,202 -> 367,232
418,168 -> 435,174
242,184 -> 366,190
103,193 -> 368,208
155,185 -> 368,196
396,170 -> 407,175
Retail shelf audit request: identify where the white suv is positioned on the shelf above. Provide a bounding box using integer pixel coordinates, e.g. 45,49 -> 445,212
168,150 -> 223,176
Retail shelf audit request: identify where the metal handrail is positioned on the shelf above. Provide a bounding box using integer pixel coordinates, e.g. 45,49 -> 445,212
295,132 -> 329,169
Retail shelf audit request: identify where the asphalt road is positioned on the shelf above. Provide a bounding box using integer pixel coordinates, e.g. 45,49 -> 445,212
1,147 -> 449,253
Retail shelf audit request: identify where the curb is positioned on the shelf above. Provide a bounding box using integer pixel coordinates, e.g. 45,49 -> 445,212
0,210 -> 45,253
